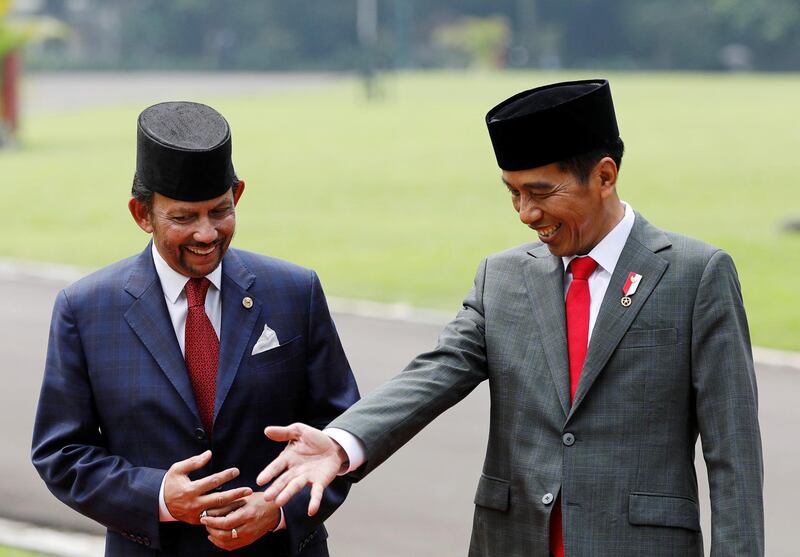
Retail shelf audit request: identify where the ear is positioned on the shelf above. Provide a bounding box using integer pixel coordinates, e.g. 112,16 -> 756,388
128,198 -> 154,233
233,180 -> 245,206
595,157 -> 618,199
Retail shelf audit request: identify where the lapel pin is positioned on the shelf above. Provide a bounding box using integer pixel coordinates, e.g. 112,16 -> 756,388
242,296 -> 253,309
621,272 -> 642,307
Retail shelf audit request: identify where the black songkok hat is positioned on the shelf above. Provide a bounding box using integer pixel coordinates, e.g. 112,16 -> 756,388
486,79 -> 620,171
136,101 -> 235,201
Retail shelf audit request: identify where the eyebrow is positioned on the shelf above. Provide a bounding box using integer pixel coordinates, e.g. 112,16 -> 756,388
165,200 -> 232,215
500,177 -> 557,191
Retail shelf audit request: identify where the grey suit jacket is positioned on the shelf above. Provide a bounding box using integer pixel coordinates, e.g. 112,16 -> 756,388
330,213 -> 763,556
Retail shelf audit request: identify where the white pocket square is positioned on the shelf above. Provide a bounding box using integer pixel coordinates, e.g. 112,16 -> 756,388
251,324 -> 280,355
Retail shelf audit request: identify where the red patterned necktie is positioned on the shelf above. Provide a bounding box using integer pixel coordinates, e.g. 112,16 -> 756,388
184,277 -> 218,437
551,256 -> 598,557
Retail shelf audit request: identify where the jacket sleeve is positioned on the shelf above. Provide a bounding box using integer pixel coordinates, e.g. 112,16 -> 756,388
328,258 -> 490,479
31,289 -> 165,550
280,270 -> 361,555
691,250 -> 764,556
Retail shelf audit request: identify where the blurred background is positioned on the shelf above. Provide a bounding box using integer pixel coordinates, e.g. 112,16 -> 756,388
0,1 -> 798,556
7,0 -> 800,72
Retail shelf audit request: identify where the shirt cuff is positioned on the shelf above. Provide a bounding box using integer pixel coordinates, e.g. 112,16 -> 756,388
273,507 -> 286,531
323,427 -> 366,474
158,474 -> 178,522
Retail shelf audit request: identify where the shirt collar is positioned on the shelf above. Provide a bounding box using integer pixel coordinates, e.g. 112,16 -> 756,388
151,243 -> 223,304
562,201 -> 635,275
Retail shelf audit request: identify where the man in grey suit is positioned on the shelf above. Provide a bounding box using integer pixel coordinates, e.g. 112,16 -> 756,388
255,79 -> 764,556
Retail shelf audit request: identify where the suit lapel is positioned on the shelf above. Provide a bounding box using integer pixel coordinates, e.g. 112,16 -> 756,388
124,245 -> 201,422
524,244 -> 571,417
215,249 -> 260,422
568,214 -> 672,418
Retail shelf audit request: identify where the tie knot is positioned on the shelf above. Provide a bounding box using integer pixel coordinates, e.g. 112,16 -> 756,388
570,257 -> 598,280
185,277 -> 211,308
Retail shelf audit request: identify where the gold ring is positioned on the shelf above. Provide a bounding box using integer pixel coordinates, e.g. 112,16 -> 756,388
231,528 -> 238,540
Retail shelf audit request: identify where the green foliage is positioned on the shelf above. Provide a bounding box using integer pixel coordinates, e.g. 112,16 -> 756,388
18,0 -> 800,71
432,16 -> 510,68
1,71 -> 798,349
0,23 -> 25,57
0,6 -> 70,58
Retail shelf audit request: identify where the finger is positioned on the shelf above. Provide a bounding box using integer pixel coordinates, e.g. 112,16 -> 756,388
256,456 -> 287,487
264,423 -> 302,443
202,509 -> 244,531
206,534 -> 233,551
308,482 -> 325,516
206,526 -> 244,549
193,467 -> 241,494
199,487 -> 253,511
204,499 -> 245,518
275,475 -> 311,508
170,450 -> 212,475
204,521 -> 240,537
262,469 -> 296,500
201,503 -> 246,531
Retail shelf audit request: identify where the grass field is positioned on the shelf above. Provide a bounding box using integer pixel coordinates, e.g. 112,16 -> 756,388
0,548 -> 46,557
1,71 -> 798,349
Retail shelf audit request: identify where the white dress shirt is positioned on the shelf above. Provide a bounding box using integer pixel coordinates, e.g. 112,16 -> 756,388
561,201 -> 635,343
151,245 -> 287,530
328,202 -> 636,474
151,244 -> 222,354
152,245 -> 222,522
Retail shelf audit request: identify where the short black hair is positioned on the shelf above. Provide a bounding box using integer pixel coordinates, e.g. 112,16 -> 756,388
557,137 -> 625,184
131,173 -> 241,209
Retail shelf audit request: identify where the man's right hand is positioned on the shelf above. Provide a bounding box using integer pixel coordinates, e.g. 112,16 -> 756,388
256,423 -> 347,517
164,450 -> 253,525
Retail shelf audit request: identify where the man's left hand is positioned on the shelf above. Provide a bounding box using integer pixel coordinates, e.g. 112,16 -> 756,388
201,493 -> 281,551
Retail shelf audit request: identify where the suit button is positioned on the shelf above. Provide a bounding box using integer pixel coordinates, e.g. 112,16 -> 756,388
194,427 -> 207,441
542,493 -> 554,505
562,432 -> 575,446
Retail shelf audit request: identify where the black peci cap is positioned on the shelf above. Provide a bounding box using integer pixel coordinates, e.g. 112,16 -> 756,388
136,101 -> 236,201
486,79 -> 620,171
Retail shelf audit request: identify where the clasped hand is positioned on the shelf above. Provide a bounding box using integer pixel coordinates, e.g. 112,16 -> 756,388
164,450 -> 280,550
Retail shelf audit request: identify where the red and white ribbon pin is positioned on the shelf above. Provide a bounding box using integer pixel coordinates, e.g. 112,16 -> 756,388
622,272 -> 642,296
620,272 -> 642,306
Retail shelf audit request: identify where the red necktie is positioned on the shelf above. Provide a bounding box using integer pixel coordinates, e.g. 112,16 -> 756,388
566,256 -> 598,403
184,277 -> 218,437
551,256 -> 598,557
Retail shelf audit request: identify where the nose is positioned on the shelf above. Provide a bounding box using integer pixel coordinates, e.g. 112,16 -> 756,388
517,195 -> 543,226
193,217 -> 218,244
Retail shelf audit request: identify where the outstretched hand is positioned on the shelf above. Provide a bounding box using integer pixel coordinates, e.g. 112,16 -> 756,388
256,423 -> 348,516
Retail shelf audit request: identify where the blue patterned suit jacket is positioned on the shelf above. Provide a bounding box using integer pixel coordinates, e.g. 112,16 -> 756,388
32,244 -> 359,556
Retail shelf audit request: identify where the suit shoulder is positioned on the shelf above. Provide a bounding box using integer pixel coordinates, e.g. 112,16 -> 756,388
228,249 -> 316,284
61,254 -> 139,302
483,242 -> 541,267
661,230 -> 732,268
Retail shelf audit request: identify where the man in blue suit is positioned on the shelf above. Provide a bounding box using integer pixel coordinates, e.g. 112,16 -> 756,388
32,101 -> 359,556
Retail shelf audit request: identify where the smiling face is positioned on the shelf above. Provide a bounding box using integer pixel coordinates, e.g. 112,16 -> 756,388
129,182 -> 245,277
501,158 -> 624,257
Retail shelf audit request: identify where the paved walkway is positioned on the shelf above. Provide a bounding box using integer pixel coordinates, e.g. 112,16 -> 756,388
0,265 -> 796,556
21,71 -> 339,114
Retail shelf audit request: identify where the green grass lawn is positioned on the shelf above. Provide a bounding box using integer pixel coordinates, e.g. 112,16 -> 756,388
0,548 -> 47,557
1,70 -> 798,349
